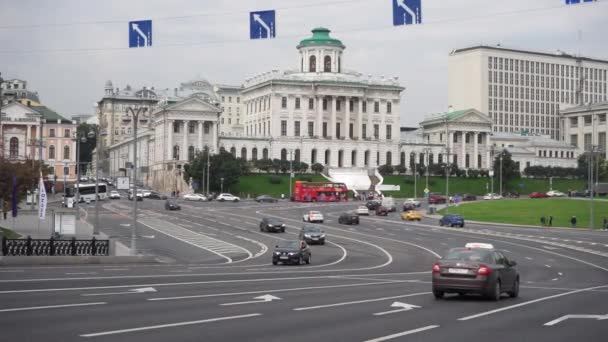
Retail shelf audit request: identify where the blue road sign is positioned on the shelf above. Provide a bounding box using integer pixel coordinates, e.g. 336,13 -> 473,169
129,20 -> 152,48
393,0 -> 422,26
250,10 -> 276,39
565,0 -> 596,4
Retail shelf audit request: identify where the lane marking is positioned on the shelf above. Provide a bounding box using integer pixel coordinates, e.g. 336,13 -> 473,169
103,268 -> 129,272
363,325 -> 439,342
293,291 -> 430,311
0,270 -> 24,273
545,265 -> 552,268
80,313 -> 262,337
458,284 -> 608,321
0,302 -> 106,313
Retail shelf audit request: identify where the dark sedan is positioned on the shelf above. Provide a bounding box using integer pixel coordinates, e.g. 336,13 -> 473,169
256,195 -> 278,203
164,199 -> 181,210
299,225 -> 326,245
375,206 -> 389,216
365,200 -> 381,210
148,192 -> 167,200
462,194 -> 477,201
338,212 -> 359,225
272,240 -> 311,265
260,218 -> 286,233
432,244 -> 519,300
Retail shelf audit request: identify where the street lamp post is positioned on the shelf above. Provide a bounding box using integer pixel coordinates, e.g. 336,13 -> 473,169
489,170 -> 494,198
411,152 -> 417,198
0,72 -> 4,158
499,151 -> 504,197
220,177 -> 224,193
93,124 -> 104,236
423,148 -> 431,192
127,105 -> 147,255
74,131 -> 95,220
207,149 -> 211,195
288,149 -> 293,201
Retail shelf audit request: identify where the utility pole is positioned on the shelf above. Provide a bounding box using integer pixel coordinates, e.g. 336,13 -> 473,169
36,118 -> 45,235
423,147 -> 431,192
589,146 -> 596,229
94,123 -> 101,235
0,72 -> 4,158
127,105 -> 146,255
444,116 -> 450,213
220,177 -> 224,193
499,151 -> 503,196
289,149 -> 293,200
412,152 -> 417,198
206,148 -> 211,195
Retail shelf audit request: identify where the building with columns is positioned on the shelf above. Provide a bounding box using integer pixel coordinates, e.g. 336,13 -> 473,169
560,102 -> 608,157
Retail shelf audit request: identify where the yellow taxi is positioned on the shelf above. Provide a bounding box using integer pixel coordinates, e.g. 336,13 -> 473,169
401,210 -> 423,221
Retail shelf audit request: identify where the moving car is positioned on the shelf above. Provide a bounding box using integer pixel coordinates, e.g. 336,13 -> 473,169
439,214 -> 465,227
432,243 -> 519,300
184,193 -> 207,201
403,198 -> 421,207
365,200 -> 381,210
462,194 -> 477,201
402,203 -> 416,211
108,190 -> 121,199
356,206 -> 369,215
483,193 -> 503,200
128,191 -> 144,201
164,199 -> 181,210
256,195 -> 278,203
546,190 -> 565,197
375,206 -> 389,216
401,210 -> 422,221
338,212 -> 360,225
428,194 -> 447,204
141,189 -> 152,198
272,240 -> 311,265
217,193 -> 240,202
148,192 -> 167,200
259,218 -> 286,233
302,210 -> 324,223
381,197 -> 397,212
529,192 -> 548,199
299,225 -> 326,245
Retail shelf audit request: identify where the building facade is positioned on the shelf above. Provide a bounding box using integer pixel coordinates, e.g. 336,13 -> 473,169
1,78 -> 41,107
561,102 -> 608,157
448,45 -> 608,140
215,85 -> 244,137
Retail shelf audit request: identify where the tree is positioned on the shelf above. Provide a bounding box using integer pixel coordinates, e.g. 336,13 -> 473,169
493,151 -> 520,191
311,163 -> 324,174
378,164 -> 394,176
76,123 -> 99,174
183,150 -> 246,193
577,153 -> 607,181
394,164 -> 407,175
255,159 -> 272,173
271,159 -> 282,174
0,158 -> 50,210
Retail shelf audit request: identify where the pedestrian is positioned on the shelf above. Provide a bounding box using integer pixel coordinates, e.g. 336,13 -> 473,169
570,216 -> 577,228
548,216 -> 553,227
540,216 -> 546,227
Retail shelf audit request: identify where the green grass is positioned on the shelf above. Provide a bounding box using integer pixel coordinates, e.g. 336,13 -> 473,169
0,227 -> 21,239
381,176 -> 586,198
231,174 -> 328,198
437,198 -> 608,230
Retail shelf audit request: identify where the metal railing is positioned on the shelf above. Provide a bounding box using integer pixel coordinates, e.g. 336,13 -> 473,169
1,236 -> 109,256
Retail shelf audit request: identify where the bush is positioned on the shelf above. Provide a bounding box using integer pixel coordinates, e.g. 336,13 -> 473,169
311,163 -> 324,174
269,175 -> 282,184
378,164 -> 394,176
297,175 -> 313,182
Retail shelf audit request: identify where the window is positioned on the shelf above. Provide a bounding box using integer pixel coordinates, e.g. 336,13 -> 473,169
295,121 -> 300,137
63,145 -> 70,160
308,98 -> 314,110
599,133 -> 606,150
237,97 -> 240,103
173,121 -> 180,133
336,100 -> 341,111
48,145 -> 55,159
252,148 -> 258,160
263,148 -> 269,160
386,152 -> 392,166
311,149 -> 317,164
362,101 -> 367,113
584,133 -> 592,150
453,133 -> 458,143
188,146 -> 195,161
9,137 -> 18,158
362,124 -> 367,139
309,55 -> 316,72
64,129 -> 70,138
349,123 -> 353,138
173,145 -> 180,160
49,129 -> 55,137
221,96 -> 225,102
349,100 -> 354,112
386,125 -> 392,140
374,102 -> 379,113
189,122 -> 195,134
387,102 -> 392,113
295,98 -> 301,110
373,124 -> 379,139
204,122 -> 210,134
241,147 -> 247,160
324,56 -> 331,72
323,122 -> 328,137
570,134 -> 577,147
308,121 -> 314,137
323,98 -> 328,110
281,120 -> 287,136
228,96 -> 232,103
336,123 -> 340,138
281,97 -> 287,109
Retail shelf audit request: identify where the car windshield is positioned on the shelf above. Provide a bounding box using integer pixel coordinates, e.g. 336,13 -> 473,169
358,206 -> 367,209
310,211 -> 321,215
267,219 -> 282,224
443,248 -> 492,263
276,241 -> 299,249
304,226 -> 322,233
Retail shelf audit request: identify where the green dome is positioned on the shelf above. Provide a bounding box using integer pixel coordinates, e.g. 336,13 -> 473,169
297,27 -> 345,49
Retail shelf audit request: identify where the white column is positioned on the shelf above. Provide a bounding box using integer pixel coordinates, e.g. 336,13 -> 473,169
317,50 -> 321,72
367,100 -> 372,139
344,97 -> 351,139
182,120 -> 188,161
357,98 -> 363,139
25,125 -> 31,158
485,133 -> 491,169
167,120 -> 173,160
447,131 -> 454,163
331,96 -> 337,139
473,132 -> 479,169
212,121 -> 218,153
461,132 -> 466,168
380,102 -> 386,141
316,96 -> 323,137
198,121 -> 203,151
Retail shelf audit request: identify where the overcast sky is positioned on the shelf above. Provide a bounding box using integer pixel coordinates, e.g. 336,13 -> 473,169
1,0 -> 607,126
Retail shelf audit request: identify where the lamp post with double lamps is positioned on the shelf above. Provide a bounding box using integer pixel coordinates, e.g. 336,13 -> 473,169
74,130 -> 95,219
126,105 -> 147,256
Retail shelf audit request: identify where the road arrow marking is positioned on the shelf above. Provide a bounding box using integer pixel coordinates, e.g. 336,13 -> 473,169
253,14 -> 271,38
131,23 -> 148,46
373,301 -> 421,316
82,287 -> 157,296
220,294 -> 281,306
544,314 -> 608,326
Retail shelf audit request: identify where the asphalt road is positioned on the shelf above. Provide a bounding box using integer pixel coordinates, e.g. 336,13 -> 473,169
1,198 -> 607,341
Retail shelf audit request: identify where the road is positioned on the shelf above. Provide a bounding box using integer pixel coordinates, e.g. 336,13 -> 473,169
1,198 -> 607,341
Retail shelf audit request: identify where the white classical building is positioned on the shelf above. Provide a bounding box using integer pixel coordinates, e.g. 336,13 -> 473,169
560,102 -> 608,157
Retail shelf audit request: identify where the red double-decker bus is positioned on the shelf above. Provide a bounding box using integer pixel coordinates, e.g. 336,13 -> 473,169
292,181 -> 348,202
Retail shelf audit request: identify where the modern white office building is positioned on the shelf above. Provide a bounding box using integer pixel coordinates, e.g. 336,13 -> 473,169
448,45 -> 608,140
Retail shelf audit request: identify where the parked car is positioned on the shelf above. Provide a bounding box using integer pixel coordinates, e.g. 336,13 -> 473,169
432,243 -> 519,300
260,218 -> 286,233
272,240 -> 311,265
164,199 -> 181,210
365,200 -> 381,210
141,189 -> 152,198
403,198 -> 421,207
216,193 -> 240,202
108,190 -> 121,199
338,212 -> 360,225
546,190 -> 566,197
439,214 -> 465,227
184,193 -> 207,201
375,206 -> 389,216
256,195 -> 278,203
483,193 -> 503,200
401,210 -> 422,221
148,192 -> 167,200
128,191 -> 144,201
299,225 -> 326,245
462,194 -> 477,201
356,206 -> 369,215
302,210 -> 324,223
428,194 -> 447,204
529,192 -> 549,199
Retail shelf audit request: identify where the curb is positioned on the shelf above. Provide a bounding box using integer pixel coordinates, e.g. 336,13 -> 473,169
0,255 -> 159,266
423,214 -> 602,232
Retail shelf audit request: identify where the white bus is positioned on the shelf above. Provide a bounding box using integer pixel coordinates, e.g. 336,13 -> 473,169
64,183 -> 108,207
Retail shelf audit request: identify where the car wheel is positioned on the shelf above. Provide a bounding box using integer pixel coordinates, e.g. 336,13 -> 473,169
509,278 -> 519,298
320,220 -> 323,224
234,199 -> 239,202
433,290 -> 444,299
488,280 -> 501,301
439,221 -> 443,226
460,223 -> 465,228
272,260 -> 277,265
260,226 -> 264,232
450,224 -> 454,227
320,240 -> 325,245
306,255 -> 311,264
417,218 -> 421,221
281,228 -> 285,233
219,199 -> 224,202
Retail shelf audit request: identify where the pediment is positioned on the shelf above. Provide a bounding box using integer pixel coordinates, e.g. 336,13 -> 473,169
452,109 -> 492,124
164,97 -> 221,113
2,102 -> 40,119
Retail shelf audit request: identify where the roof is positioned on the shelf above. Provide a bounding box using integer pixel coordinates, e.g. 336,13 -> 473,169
560,101 -> 608,114
451,45 -> 608,65
31,106 -> 67,122
297,27 -> 345,49
422,108 -> 480,122
242,69 -> 403,90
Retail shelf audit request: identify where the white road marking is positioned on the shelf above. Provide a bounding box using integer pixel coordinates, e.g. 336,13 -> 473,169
545,265 -> 552,268
80,313 -> 262,337
293,291 -> 430,311
0,270 -> 24,273
103,268 -> 129,272
525,257 -> 533,260
65,272 -> 97,275
0,302 -> 106,313
551,278 -> 559,281
82,287 -> 157,296
544,314 -> 608,326
373,302 -> 421,316
220,294 -> 281,306
558,272 -> 563,276
363,325 -> 439,342
458,285 -> 608,321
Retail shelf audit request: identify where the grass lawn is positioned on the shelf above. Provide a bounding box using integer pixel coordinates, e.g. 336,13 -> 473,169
437,198 -> 608,230
0,227 -> 21,239
231,174 -> 327,198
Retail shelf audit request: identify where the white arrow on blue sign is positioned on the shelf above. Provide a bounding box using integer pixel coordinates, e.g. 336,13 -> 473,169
393,0 -> 422,26
250,10 -> 276,39
565,0 -> 596,4
129,20 -> 152,48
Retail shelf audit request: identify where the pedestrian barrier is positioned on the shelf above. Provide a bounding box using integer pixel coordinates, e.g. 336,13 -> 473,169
1,236 -> 109,256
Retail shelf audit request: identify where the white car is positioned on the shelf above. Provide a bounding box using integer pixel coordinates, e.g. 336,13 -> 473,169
546,190 -> 566,197
217,193 -> 240,202
303,210 -> 324,223
141,189 -> 152,198
109,190 -> 121,199
483,193 -> 503,200
356,206 -> 369,215
403,198 -> 421,207
184,193 -> 207,201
